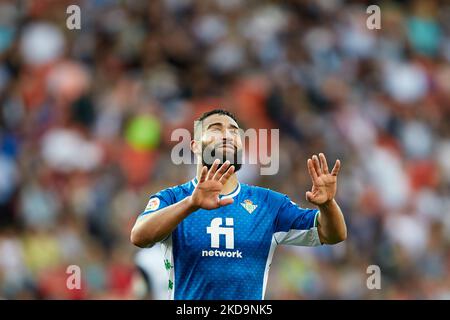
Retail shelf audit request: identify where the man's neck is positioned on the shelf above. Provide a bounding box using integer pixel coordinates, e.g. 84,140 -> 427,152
196,163 -> 239,195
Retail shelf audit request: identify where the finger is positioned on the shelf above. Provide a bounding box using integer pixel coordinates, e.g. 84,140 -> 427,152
312,155 -> 322,175
207,159 -> 220,180
219,197 -> 234,207
198,166 -> 208,183
213,160 -> 230,181
331,159 -> 341,176
219,165 -> 235,185
319,153 -> 329,174
307,158 -> 319,184
305,191 -> 314,203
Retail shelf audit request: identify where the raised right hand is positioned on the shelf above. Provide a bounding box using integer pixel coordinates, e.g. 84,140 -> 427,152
189,159 -> 235,210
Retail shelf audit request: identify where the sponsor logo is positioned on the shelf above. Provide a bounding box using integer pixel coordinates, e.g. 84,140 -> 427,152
206,217 -> 234,249
204,217 -> 242,258
201,249 -> 243,258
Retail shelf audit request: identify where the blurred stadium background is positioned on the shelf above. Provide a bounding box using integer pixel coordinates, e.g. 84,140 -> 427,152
1,0 -> 450,299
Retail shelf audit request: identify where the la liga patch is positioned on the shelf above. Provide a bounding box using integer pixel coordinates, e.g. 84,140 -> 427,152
145,197 -> 160,211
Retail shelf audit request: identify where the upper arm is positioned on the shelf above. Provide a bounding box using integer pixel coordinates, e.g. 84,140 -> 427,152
133,188 -> 177,246
138,188 -> 175,218
273,193 -> 321,246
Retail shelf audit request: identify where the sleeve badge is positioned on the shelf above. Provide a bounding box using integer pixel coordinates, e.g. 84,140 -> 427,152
145,197 -> 160,211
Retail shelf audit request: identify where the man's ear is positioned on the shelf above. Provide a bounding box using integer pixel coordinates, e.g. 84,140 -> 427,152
191,140 -> 201,155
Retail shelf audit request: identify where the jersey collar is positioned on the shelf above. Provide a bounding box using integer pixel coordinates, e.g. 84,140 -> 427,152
191,177 -> 241,199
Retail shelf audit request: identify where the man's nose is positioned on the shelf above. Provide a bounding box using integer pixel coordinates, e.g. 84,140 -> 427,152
221,136 -> 234,146
224,129 -> 235,141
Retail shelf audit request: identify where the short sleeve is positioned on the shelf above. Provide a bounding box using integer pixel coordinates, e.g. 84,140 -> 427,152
273,194 -> 321,246
139,189 -> 175,218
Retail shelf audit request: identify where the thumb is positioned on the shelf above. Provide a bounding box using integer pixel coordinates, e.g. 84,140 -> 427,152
219,198 -> 234,207
306,191 -> 314,203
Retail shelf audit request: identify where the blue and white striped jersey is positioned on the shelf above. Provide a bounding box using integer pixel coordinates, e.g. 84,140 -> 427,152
139,178 -> 321,300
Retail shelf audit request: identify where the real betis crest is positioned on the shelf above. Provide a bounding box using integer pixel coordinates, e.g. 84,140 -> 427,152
241,199 -> 258,214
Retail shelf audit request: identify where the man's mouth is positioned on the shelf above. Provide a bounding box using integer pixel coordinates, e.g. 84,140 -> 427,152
220,144 -> 235,151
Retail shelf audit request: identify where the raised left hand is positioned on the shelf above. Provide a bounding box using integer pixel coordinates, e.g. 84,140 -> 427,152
306,153 -> 341,206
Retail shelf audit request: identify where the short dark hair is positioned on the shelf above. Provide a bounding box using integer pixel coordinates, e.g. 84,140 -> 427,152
196,109 -> 238,124
194,109 -> 239,138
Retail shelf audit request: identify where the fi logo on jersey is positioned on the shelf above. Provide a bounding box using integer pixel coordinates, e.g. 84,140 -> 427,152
203,218 -> 243,258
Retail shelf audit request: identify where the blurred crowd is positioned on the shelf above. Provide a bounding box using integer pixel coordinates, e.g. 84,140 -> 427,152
1,0 -> 450,299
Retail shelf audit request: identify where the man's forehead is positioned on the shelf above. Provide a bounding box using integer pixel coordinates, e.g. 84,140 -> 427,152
201,114 -> 239,128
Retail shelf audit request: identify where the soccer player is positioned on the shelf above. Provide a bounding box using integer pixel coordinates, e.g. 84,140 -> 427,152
130,109 -> 347,300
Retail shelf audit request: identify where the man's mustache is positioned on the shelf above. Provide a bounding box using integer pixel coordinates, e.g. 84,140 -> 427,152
201,141 -> 241,159
215,142 -> 237,150
203,140 -> 238,151
201,140 -> 243,172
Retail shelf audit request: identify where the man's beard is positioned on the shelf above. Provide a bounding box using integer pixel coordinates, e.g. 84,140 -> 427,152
201,141 -> 242,172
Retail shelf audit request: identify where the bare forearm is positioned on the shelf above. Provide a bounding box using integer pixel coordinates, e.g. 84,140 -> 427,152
317,199 -> 347,244
130,196 -> 197,248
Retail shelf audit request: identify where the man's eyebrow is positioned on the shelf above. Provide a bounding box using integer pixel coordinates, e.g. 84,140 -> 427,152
206,122 -> 239,130
206,122 -> 224,129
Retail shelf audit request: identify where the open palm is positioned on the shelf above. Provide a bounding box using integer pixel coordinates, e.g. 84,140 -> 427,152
191,159 -> 235,210
306,153 -> 341,206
